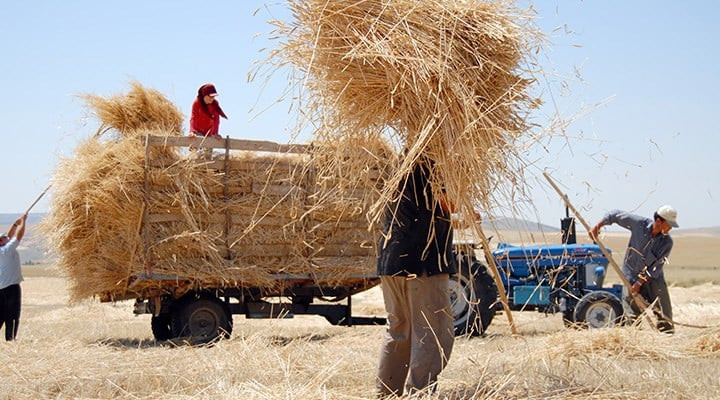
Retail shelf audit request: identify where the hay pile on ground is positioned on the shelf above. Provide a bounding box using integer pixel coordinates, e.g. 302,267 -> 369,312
269,0 -> 543,226
42,83 -> 395,301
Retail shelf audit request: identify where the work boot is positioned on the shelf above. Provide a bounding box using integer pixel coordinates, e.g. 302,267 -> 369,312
657,320 -> 674,334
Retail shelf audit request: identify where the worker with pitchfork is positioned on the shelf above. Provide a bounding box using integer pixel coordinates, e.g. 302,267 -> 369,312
590,205 -> 678,333
0,213 -> 27,341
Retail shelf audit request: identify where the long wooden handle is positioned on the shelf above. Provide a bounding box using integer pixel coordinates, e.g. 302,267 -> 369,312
542,172 -> 656,329
25,184 -> 52,214
476,225 -> 517,334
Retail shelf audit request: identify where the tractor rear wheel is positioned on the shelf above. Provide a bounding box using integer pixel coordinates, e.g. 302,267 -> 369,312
171,296 -> 233,343
573,291 -> 624,329
449,261 -> 498,336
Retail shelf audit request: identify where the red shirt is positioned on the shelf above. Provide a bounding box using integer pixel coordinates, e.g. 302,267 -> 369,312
190,99 -> 224,136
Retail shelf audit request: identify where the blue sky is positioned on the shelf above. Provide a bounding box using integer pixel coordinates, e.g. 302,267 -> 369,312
1,1 -> 718,229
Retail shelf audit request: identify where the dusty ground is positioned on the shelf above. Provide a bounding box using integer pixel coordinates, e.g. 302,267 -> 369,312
0,262 -> 718,399
1,231 -> 718,399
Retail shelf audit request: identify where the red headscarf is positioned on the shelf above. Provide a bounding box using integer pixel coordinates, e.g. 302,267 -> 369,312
197,83 -> 227,119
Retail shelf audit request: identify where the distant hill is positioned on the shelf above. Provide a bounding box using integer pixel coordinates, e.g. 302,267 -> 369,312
483,216 -> 720,237
0,213 -> 46,225
483,217 -> 559,233
674,226 -> 720,236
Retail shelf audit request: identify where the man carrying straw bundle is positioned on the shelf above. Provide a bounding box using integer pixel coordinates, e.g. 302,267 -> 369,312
590,205 -> 678,333
269,0 -> 543,391
0,213 -> 27,341
376,158 -> 455,396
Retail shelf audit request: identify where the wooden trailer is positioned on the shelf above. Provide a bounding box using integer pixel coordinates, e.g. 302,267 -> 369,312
103,134 -> 387,342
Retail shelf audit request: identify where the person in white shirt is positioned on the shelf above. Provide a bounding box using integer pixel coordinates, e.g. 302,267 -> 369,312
0,213 -> 27,341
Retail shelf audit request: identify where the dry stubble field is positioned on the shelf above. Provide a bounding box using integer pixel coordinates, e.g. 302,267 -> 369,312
1,232 -> 719,399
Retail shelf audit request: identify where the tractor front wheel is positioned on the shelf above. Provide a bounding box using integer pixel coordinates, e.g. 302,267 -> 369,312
573,291 -> 624,329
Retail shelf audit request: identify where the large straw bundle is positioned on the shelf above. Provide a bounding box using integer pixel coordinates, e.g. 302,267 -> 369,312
42,135 -> 147,300
42,83 -> 394,301
83,81 -> 184,136
269,0 -> 543,225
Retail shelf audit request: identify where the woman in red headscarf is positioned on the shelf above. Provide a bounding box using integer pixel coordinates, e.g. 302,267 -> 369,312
189,83 -> 228,137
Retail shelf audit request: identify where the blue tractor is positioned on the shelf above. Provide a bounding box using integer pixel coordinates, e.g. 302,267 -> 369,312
450,213 -> 626,335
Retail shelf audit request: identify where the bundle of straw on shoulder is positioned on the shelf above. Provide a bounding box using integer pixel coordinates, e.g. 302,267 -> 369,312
271,0 -> 543,227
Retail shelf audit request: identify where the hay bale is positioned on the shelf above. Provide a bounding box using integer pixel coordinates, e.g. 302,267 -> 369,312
42,83 -> 393,301
270,0 -> 543,225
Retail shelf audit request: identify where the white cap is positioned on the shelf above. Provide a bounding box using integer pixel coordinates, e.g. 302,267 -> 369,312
656,205 -> 678,228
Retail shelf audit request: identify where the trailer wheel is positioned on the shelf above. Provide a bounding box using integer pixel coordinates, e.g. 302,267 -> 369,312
449,260 -> 498,336
172,297 -> 233,343
573,291 -> 624,329
151,314 -> 173,341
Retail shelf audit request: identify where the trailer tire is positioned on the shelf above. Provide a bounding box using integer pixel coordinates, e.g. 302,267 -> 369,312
573,291 -> 624,329
450,260 -> 498,336
171,296 -> 233,343
151,314 -> 173,341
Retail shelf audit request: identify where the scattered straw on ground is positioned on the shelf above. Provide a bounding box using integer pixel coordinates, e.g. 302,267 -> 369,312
5,278 -> 720,399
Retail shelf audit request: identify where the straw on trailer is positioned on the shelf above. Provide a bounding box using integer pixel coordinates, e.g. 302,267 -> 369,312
42,83 -> 394,301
